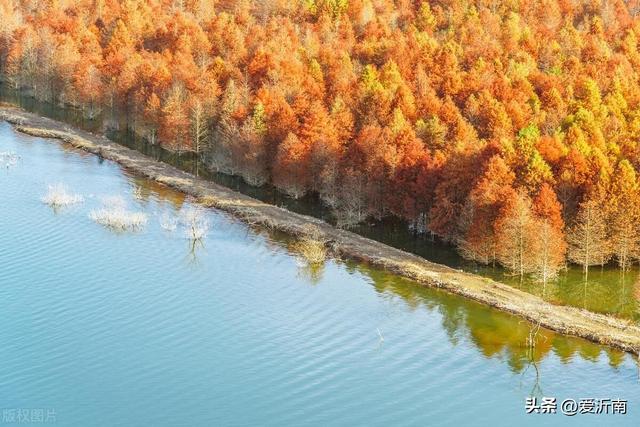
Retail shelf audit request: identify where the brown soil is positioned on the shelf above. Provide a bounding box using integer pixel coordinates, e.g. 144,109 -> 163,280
3,105 -> 640,354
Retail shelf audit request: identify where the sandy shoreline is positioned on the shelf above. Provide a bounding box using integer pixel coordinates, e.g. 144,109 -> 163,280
2,104 -> 640,354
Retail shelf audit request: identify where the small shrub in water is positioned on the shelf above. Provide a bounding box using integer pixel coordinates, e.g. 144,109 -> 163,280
41,183 -> 84,207
179,207 -> 210,241
90,196 -> 147,231
0,151 -> 19,169
159,213 -> 178,232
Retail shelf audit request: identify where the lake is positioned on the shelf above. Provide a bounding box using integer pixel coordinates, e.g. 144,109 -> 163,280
0,121 -> 639,426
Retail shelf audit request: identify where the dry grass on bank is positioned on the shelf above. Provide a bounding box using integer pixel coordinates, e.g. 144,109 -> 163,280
293,224 -> 327,265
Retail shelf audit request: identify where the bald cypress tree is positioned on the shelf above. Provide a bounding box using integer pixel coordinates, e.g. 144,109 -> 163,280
532,184 -> 567,285
495,191 -> 537,277
608,161 -> 640,271
567,199 -> 611,278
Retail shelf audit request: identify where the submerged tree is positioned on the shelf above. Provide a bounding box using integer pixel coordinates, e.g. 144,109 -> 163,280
179,207 -> 210,241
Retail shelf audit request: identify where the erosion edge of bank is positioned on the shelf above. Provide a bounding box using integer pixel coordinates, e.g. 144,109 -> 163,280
2,104 -> 640,354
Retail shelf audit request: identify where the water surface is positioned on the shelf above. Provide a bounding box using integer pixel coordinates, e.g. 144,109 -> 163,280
0,120 -> 639,426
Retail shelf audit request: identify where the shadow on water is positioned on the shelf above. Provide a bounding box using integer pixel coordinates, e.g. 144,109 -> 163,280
3,83 -> 639,321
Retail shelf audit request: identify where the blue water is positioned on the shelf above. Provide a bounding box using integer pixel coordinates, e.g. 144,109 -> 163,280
0,121 -> 639,426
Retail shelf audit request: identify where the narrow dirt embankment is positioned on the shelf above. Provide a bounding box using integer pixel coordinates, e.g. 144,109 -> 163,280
2,105 -> 640,354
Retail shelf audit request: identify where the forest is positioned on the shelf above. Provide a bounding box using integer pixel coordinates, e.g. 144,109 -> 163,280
2,0 -> 640,282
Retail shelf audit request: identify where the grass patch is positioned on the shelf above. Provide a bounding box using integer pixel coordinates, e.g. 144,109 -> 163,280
294,224 -> 327,265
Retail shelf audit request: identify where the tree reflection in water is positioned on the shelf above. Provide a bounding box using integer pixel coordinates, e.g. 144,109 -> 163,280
349,261 -> 630,374
297,263 -> 325,286
187,238 -> 206,266
123,173 -> 634,375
